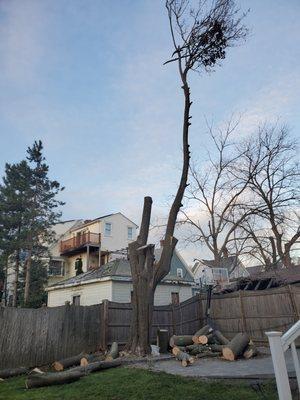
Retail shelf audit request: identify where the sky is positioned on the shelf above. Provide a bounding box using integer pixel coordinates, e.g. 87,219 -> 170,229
0,0 -> 299,264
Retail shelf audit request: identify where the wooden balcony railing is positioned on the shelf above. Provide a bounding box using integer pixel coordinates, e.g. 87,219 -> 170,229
60,232 -> 101,253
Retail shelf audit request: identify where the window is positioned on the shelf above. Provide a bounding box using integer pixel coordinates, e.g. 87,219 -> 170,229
104,222 -> 112,236
127,226 -> 133,240
72,295 -> 80,306
171,292 -> 179,305
176,268 -> 183,278
212,267 -> 229,285
48,260 -> 64,276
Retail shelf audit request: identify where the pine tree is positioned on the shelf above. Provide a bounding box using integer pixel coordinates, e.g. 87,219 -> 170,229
0,161 -> 32,306
0,140 -> 64,307
23,140 -> 64,305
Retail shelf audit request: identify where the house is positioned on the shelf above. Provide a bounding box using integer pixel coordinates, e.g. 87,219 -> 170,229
46,248 -> 194,306
47,213 -> 138,286
4,212 -> 138,303
192,255 -> 249,288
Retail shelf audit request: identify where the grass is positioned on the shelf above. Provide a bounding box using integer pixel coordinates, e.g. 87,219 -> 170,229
0,367 -> 278,400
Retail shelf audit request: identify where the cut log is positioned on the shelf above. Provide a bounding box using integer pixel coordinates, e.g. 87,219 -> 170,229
157,329 -> 169,353
222,333 -> 250,361
209,344 -> 224,352
169,335 -> 194,348
192,325 -> 213,343
105,342 -> 119,361
72,359 -> 122,374
26,370 -> 85,389
173,348 -> 194,367
243,344 -> 258,359
198,332 -> 215,345
0,367 -> 29,379
80,354 -> 105,367
196,351 -> 221,358
186,344 -> 208,355
213,330 -> 229,345
53,353 -> 85,371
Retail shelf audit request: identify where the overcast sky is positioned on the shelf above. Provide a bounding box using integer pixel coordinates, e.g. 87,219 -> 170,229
0,0 -> 299,264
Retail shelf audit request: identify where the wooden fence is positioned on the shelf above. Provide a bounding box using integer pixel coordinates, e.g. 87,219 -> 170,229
1,285 -> 299,369
0,303 -> 103,369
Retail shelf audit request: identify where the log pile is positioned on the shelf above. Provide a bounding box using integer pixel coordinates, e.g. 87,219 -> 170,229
169,326 -> 257,366
21,343 -> 122,389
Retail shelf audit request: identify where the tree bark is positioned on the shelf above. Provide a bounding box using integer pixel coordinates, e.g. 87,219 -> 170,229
213,330 -> 229,345
24,248 -> 32,305
0,367 -> 29,379
169,335 -> 194,347
157,329 -> 169,353
222,333 -> 250,361
52,353 -> 86,371
105,342 -> 119,361
26,370 -> 84,389
12,250 -> 20,307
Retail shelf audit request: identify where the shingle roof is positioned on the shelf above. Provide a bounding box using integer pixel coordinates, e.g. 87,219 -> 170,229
201,256 -> 242,273
48,250 -> 194,289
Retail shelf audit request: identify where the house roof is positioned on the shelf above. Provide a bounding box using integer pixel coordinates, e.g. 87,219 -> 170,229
47,249 -> 194,290
201,256 -> 243,273
69,212 -> 138,232
246,265 -> 265,276
242,265 -> 300,285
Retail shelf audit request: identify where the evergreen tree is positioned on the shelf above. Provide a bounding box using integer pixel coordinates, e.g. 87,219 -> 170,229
0,140 -> 64,307
23,140 -> 64,305
0,161 -> 32,306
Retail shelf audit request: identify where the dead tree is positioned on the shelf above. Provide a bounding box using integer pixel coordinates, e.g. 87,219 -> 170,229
127,0 -> 248,356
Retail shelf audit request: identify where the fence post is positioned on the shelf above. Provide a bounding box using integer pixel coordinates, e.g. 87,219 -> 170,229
287,285 -> 300,322
171,305 -> 176,336
238,291 -> 247,333
266,331 -> 292,400
198,293 -> 204,328
101,300 -> 109,350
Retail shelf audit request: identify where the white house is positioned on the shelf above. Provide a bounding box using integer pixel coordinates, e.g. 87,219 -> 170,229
46,249 -> 195,307
47,212 -> 138,287
4,212 -> 138,304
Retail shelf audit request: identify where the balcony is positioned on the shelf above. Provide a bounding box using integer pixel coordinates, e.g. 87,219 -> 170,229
60,232 -> 101,256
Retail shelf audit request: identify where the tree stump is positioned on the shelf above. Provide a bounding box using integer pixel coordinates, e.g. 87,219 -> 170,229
157,329 -> 169,353
105,342 -> 119,361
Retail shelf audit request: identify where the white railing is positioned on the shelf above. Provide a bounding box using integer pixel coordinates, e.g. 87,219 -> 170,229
266,320 -> 300,400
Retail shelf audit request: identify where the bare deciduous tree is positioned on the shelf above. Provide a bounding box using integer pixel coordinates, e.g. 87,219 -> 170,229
182,120 -> 253,266
127,0 -> 248,356
238,124 -> 300,268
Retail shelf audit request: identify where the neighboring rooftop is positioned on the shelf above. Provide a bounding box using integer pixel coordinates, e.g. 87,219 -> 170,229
47,250 -> 194,289
201,256 -> 243,273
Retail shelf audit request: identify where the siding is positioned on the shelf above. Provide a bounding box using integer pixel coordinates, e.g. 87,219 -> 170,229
48,281 -> 113,307
48,280 -> 193,307
111,281 -> 193,305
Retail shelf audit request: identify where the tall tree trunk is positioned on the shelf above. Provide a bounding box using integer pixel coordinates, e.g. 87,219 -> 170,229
12,250 -> 20,307
127,73 -> 191,356
24,248 -> 32,305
